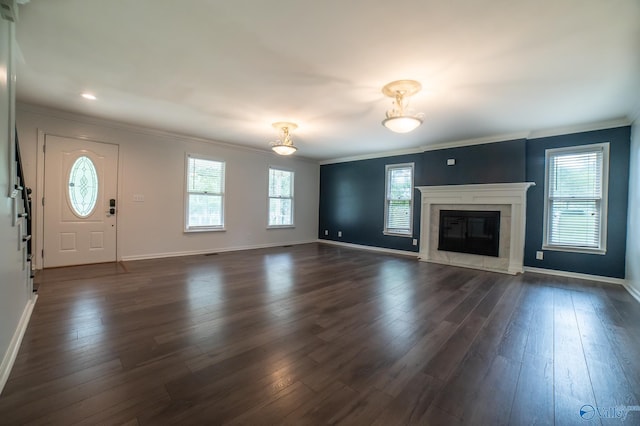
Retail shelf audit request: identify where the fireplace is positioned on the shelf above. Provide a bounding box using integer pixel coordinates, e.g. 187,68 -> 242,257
438,210 -> 500,257
416,183 -> 535,274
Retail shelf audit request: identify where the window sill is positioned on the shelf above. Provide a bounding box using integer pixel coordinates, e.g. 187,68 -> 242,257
184,227 -> 226,233
267,225 -> 295,230
383,231 -> 413,238
542,245 -> 606,255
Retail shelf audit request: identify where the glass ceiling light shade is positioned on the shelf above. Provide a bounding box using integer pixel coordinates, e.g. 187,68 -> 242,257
382,80 -> 424,133
270,122 -> 298,155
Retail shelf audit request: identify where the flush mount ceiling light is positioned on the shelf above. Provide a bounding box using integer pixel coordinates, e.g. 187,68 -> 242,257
270,122 -> 298,156
381,80 -> 424,133
81,93 -> 97,100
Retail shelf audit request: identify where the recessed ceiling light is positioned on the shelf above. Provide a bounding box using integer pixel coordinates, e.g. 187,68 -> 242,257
81,93 -> 97,100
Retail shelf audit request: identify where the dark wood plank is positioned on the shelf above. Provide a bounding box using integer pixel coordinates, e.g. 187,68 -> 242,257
0,243 -> 639,425
553,287 -> 600,426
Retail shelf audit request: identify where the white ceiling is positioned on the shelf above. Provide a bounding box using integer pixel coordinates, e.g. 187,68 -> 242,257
14,0 -> 640,160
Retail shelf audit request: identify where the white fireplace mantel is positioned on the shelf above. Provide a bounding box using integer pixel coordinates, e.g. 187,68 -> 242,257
417,182 -> 535,274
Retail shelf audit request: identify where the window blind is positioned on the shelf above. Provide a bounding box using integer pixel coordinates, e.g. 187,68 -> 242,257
546,148 -> 604,248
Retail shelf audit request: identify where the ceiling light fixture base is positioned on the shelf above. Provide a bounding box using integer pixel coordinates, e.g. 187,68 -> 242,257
381,80 -> 422,98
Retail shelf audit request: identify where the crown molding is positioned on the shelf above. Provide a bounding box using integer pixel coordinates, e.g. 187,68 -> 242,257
420,132 -> 530,152
320,118 -> 633,165
527,117 -> 631,140
19,103 -> 634,166
630,100 -> 640,124
16,103 -> 320,164
318,147 -> 424,165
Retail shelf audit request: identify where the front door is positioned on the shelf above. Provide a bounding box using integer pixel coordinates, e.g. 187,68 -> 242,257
43,135 -> 119,267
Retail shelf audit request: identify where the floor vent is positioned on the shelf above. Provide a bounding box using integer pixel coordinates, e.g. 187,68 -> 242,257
204,253 -> 219,256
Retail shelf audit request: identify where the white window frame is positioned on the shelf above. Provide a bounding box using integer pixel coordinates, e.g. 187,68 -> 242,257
267,166 -> 295,229
542,142 -> 609,254
184,153 -> 226,232
384,163 -> 414,237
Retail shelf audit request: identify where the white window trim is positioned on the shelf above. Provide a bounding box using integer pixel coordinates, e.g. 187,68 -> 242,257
267,166 -> 295,229
542,142 -> 609,255
383,162 -> 414,237
184,153 -> 226,233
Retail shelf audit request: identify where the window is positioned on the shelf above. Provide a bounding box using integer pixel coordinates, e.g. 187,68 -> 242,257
384,163 -> 414,236
68,156 -> 98,217
543,143 -> 609,254
268,167 -> 294,227
185,154 -> 225,231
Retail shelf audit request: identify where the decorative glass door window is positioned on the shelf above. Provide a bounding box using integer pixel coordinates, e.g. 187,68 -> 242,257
68,155 -> 99,217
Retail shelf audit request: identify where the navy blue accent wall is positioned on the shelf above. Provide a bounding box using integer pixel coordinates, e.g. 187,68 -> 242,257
524,126 -> 630,278
319,128 -> 630,278
418,139 -> 526,185
318,153 -> 422,252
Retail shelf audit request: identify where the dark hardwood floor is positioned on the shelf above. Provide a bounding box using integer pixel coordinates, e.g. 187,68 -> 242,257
1,243 -> 639,425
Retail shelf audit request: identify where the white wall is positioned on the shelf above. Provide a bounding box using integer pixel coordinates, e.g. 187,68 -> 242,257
0,16 -> 32,392
626,121 -> 640,301
17,105 -> 319,266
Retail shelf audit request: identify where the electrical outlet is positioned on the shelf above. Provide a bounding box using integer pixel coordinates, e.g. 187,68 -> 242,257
412,239 -> 418,246
447,158 -> 456,166
536,251 -> 544,260
338,231 -> 342,237
324,230 -> 328,236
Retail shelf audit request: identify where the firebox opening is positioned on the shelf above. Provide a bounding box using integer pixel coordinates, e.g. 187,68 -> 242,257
438,210 -> 500,257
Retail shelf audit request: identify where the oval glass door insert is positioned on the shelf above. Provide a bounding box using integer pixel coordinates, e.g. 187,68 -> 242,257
68,156 -> 99,217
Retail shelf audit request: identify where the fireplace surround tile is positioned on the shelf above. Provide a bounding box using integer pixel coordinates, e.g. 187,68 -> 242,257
417,183 -> 534,274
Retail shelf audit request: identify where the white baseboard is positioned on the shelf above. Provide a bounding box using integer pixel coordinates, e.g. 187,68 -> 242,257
0,295 -> 37,395
623,282 -> 640,304
523,266 -> 626,285
119,240 -> 318,262
317,239 -> 419,258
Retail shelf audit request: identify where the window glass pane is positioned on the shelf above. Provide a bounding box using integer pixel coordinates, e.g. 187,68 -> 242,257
387,200 -> 411,230
188,194 -> 223,227
68,156 -> 99,217
269,198 -> 292,226
549,151 -> 602,198
188,157 -> 224,193
387,167 -> 412,200
269,169 -> 292,197
549,200 -> 600,247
